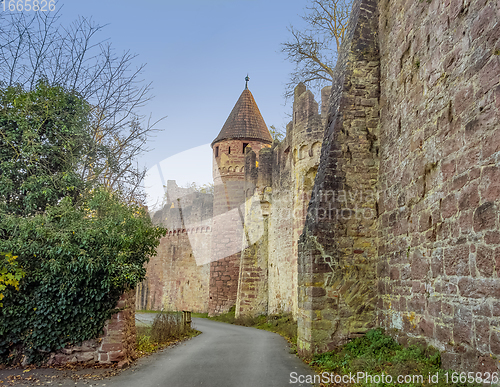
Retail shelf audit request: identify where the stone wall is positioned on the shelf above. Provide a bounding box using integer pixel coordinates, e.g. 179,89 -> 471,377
137,181 -> 212,313
235,147 -> 272,317
137,0 -> 500,370
267,85 -> 329,318
48,290 -> 136,367
138,230 -> 210,313
377,0 -> 500,372
236,85 -> 329,318
293,0 -> 500,372
267,140 -> 295,315
297,0 -> 380,356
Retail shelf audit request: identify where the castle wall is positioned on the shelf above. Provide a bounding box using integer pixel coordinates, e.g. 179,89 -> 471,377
137,182 -> 212,313
138,0 -> 500,369
267,141 -> 295,315
236,86 -> 329,318
377,0 -> 500,371
154,231 -> 210,313
136,235 -> 166,311
235,147 -> 272,317
295,0 -> 500,372
268,87 -> 328,318
297,0 -> 381,356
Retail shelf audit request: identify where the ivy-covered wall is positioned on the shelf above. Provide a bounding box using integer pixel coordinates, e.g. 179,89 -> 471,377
46,290 -> 137,366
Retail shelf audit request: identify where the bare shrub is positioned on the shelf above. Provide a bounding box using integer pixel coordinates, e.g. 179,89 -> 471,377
150,312 -> 190,343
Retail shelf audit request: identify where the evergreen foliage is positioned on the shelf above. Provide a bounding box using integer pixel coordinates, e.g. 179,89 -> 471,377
0,82 -> 165,364
0,80 -> 90,216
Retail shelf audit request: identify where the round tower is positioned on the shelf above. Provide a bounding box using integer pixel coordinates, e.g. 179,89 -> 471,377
208,78 -> 273,316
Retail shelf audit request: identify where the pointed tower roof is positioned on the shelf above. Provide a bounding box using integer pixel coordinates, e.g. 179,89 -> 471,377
211,88 -> 273,147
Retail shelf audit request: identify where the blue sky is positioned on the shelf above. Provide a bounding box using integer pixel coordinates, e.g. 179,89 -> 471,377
55,0 -> 317,206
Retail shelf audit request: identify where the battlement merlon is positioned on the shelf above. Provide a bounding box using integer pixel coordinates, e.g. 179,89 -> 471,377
257,147 -> 272,191
244,146 -> 257,198
281,85 -> 331,151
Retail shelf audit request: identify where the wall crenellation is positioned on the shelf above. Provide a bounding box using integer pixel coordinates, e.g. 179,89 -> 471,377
297,0 -> 381,355
236,83 -> 331,318
137,181 -> 212,313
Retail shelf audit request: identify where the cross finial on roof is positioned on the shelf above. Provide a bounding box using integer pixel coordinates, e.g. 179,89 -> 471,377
245,75 -> 250,89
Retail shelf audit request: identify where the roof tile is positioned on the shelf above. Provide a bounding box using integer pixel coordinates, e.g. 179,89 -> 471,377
211,89 -> 273,146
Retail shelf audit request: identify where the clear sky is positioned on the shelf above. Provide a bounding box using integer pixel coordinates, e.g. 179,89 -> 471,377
55,0 -> 318,208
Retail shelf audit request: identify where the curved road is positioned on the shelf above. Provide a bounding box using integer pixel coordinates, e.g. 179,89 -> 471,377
108,317 -> 316,387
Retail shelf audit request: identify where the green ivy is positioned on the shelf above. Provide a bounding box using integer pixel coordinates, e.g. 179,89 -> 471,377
0,189 -> 165,364
0,82 -> 166,364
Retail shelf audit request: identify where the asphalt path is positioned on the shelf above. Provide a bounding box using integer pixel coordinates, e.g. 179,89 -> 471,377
0,316 -> 316,387
108,316 -> 316,387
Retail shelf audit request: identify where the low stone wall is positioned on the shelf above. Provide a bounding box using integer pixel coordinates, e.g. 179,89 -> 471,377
46,290 -> 136,367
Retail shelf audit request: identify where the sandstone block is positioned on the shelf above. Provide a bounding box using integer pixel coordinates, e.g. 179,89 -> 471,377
473,202 -> 497,231
444,244 -> 470,276
108,350 -> 125,362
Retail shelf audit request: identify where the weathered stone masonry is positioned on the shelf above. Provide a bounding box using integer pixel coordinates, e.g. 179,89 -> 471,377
141,0 -> 500,373
48,290 -> 137,366
297,0 -> 500,373
298,0 -> 380,355
209,88 -> 273,316
137,181 -> 212,313
236,84 -> 330,318
377,0 -> 500,372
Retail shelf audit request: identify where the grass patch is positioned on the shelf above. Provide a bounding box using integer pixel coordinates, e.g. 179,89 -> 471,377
310,328 -> 481,387
204,306 -> 297,350
136,311 -> 200,356
244,314 -> 297,349
135,309 -> 162,314
206,306 -> 237,324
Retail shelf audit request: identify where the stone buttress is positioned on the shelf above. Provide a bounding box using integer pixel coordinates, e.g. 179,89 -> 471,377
297,0 -> 381,356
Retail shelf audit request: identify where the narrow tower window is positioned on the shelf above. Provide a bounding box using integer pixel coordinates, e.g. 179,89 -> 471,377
243,143 -> 248,153
228,146 -> 231,154
215,146 -> 219,157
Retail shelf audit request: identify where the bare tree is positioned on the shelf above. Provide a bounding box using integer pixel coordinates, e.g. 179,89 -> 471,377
269,125 -> 285,142
0,11 -> 164,204
282,0 -> 352,98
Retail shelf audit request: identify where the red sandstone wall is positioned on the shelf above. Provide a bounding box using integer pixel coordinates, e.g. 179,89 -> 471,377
137,183 -> 212,313
378,0 -> 500,372
235,147 -> 272,318
160,231 -> 210,313
266,85 -> 327,318
209,253 -> 241,315
138,231 -> 210,313
297,0 -> 380,356
138,237 -> 165,310
47,290 -> 136,366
